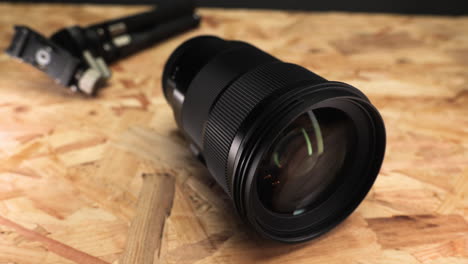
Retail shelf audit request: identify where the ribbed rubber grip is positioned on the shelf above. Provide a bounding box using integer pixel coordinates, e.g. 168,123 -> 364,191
203,62 -> 325,193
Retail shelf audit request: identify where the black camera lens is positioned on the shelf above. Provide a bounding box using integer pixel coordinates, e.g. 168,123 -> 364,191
162,36 -> 386,243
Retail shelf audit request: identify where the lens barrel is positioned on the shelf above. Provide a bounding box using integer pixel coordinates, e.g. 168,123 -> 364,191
162,36 -> 386,243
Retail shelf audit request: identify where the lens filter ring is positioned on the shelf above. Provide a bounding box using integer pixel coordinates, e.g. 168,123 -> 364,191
230,88 -> 385,242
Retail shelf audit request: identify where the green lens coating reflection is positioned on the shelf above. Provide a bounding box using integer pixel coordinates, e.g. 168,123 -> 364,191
309,111 -> 324,155
301,128 -> 313,156
273,152 -> 281,167
273,111 -> 323,169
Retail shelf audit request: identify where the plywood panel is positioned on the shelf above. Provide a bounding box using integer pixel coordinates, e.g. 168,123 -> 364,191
0,4 -> 467,264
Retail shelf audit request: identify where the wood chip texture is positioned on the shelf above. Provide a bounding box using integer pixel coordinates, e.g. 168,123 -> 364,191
0,4 -> 467,264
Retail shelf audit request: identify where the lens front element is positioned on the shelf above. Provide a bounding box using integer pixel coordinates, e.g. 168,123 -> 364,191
257,108 -> 355,215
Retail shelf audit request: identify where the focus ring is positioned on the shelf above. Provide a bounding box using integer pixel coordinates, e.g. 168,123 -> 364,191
182,43 -> 277,148
203,62 -> 325,193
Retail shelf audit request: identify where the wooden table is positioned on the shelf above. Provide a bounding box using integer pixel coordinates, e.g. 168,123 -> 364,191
0,4 -> 467,264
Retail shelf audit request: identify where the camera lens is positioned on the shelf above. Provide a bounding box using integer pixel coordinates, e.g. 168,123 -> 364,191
162,36 -> 386,243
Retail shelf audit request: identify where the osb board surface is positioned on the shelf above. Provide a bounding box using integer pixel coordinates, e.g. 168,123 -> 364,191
0,3 -> 467,264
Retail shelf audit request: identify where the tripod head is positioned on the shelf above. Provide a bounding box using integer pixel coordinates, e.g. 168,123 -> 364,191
5,0 -> 200,95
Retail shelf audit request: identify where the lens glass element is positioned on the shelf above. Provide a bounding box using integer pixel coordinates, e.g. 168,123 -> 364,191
256,108 -> 355,215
